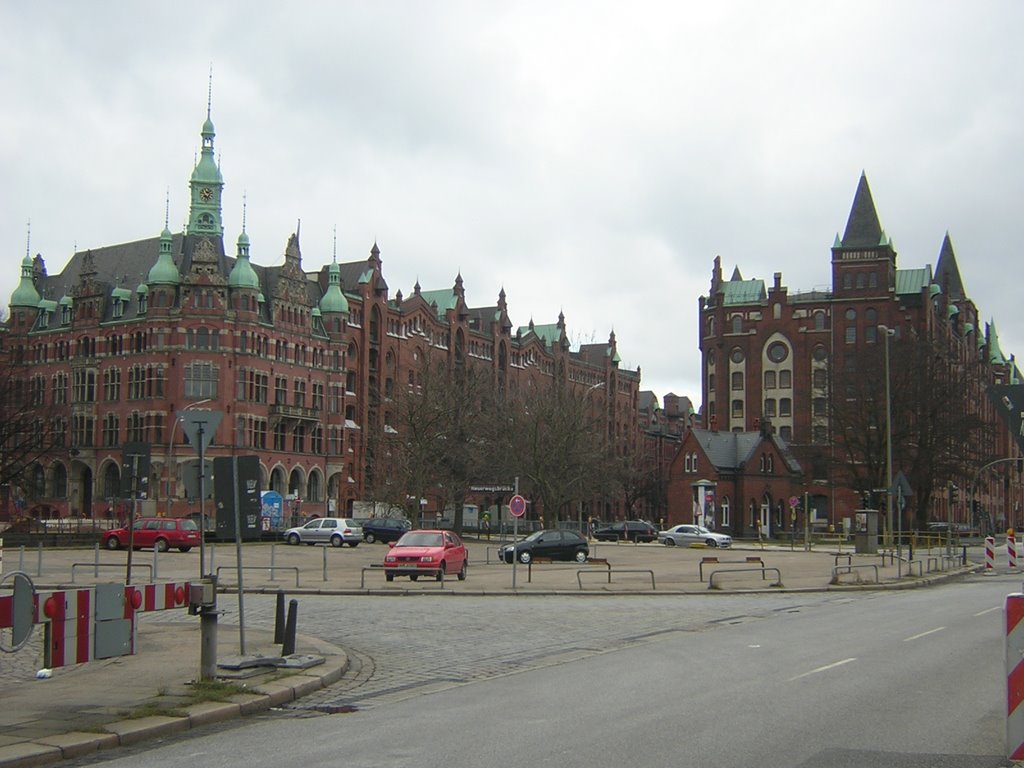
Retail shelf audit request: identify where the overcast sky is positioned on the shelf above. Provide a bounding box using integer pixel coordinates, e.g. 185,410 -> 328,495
2,1 -> 1022,405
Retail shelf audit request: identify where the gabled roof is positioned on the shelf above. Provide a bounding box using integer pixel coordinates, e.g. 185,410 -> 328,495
420,288 -> 459,319
691,428 -> 802,473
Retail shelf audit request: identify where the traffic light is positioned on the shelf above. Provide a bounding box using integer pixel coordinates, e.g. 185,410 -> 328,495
949,483 -> 959,504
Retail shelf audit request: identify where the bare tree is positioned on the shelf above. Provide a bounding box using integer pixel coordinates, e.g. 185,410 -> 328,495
495,380 -> 611,526
0,356 -> 64,509
829,332 -> 989,529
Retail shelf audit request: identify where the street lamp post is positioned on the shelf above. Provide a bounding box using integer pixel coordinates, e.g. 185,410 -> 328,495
166,398 -> 213,518
879,325 -> 897,560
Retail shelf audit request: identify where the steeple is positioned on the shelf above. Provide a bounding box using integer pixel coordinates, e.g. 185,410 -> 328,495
10,221 -> 41,308
319,226 -> 349,314
228,195 -> 260,290
934,232 -> 966,301
188,74 -> 224,236
840,172 -> 886,248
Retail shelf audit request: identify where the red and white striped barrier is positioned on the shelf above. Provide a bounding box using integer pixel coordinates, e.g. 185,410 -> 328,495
1006,594 -> 1024,758
1010,535 -> 1018,571
7,582 -> 192,669
987,537 -> 997,574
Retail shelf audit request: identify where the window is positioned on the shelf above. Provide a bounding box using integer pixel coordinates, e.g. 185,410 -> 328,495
843,273 -> 853,289
102,414 -> 119,447
813,345 -> 828,362
813,369 -> 827,388
845,308 -> 856,321
72,370 -> 96,403
273,423 -> 287,451
814,311 -> 826,331
720,497 -> 730,527
813,425 -> 827,443
184,362 -> 218,398
845,326 -> 856,344
731,399 -> 744,418
731,372 -> 744,390
275,377 -> 288,405
708,373 -> 715,390
813,397 -> 826,417
731,316 -> 742,334
764,398 -> 776,417
767,342 -> 788,363
779,398 -> 792,417
779,370 -> 791,388
764,371 -> 776,389
103,369 -> 121,401
730,347 -> 744,364
779,426 -> 792,441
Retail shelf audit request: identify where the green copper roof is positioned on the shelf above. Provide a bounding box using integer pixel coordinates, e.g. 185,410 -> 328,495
147,226 -> 181,286
721,278 -> 766,306
228,229 -> 260,290
111,287 -> 132,300
38,298 -> 57,312
894,268 -> 930,296
319,260 -> 349,314
136,283 -> 149,294
11,255 -> 40,308
989,321 -> 1008,365
420,288 -> 458,319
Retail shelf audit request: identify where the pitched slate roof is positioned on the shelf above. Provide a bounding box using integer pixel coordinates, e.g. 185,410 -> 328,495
934,233 -> 966,300
841,172 -> 887,248
692,428 -> 802,473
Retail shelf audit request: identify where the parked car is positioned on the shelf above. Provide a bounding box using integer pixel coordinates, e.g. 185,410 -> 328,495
498,529 -> 589,564
383,529 -> 467,581
362,517 -> 412,544
283,517 -> 362,547
102,517 -> 201,553
659,524 -> 732,548
592,520 -> 659,543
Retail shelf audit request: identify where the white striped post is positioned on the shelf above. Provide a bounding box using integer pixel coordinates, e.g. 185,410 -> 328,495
987,536 -> 997,574
1006,593 -> 1024,759
1010,533 -> 1019,571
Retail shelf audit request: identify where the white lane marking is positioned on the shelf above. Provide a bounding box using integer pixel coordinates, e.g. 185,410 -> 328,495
903,627 -> 945,642
788,658 -> 857,681
975,606 -> 1001,617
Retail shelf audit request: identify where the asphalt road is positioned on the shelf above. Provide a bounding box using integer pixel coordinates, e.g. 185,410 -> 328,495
64,568 -> 1020,767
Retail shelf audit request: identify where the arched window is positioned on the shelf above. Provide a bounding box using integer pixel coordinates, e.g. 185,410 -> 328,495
731,315 -> 742,334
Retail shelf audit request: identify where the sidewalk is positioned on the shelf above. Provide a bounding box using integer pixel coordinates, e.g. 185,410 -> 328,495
0,621 -> 348,768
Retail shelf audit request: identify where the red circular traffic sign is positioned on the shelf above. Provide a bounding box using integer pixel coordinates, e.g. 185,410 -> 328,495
509,494 -> 527,517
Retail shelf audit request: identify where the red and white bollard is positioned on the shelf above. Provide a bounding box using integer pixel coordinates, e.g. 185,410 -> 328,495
1010,534 -> 1019,571
987,536 -> 997,574
1006,594 -> 1024,758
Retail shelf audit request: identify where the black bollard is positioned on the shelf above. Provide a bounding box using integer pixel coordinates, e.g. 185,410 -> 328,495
282,598 -> 298,656
274,591 -> 285,644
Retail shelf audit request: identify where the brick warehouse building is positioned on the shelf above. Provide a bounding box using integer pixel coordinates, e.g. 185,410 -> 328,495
2,108 -> 641,526
667,173 -> 1024,538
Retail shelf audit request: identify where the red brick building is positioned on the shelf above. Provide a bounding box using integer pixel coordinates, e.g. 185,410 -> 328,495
668,174 -> 1023,537
2,109 -> 640,525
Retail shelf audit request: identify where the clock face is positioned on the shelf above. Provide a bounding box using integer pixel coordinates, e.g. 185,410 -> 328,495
200,187 -> 213,202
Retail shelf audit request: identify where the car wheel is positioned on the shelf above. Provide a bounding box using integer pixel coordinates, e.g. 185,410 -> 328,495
365,532 -> 376,544
519,550 -> 532,565
287,533 -> 300,545
154,538 -> 169,553
179,546 -> 191,553
347,541 -> 359,548
706,539 -> 719,548
410,574 -> 419,581
106,536 -> 120,550
664,537 -> 676,546
574,550 -> 587,563
385,572 -> 394,582
457,560 -> 467,580
436,562 -> 446,581
331,535 -> 344,547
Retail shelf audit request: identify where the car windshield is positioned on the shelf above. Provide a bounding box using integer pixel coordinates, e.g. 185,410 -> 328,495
523,531 -> 546,542
180,520 -> 198,531
695,526 -> 712,534
397,532 -> 443,547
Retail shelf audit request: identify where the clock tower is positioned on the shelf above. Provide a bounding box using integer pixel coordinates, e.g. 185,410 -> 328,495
187,106 -> 224,237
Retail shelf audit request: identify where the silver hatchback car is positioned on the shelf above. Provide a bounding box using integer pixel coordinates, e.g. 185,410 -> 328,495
659,524 -> 732,548
284,517 -> 363,547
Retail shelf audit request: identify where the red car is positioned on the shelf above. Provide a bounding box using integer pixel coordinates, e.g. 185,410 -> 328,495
383,529 -> 467,582
102,517 -> 201,553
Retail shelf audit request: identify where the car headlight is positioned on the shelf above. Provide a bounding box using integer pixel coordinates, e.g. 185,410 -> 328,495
385,556 -> 396,563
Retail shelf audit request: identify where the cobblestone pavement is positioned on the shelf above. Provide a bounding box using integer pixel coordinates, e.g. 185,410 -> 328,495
192,590 -> 852,714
